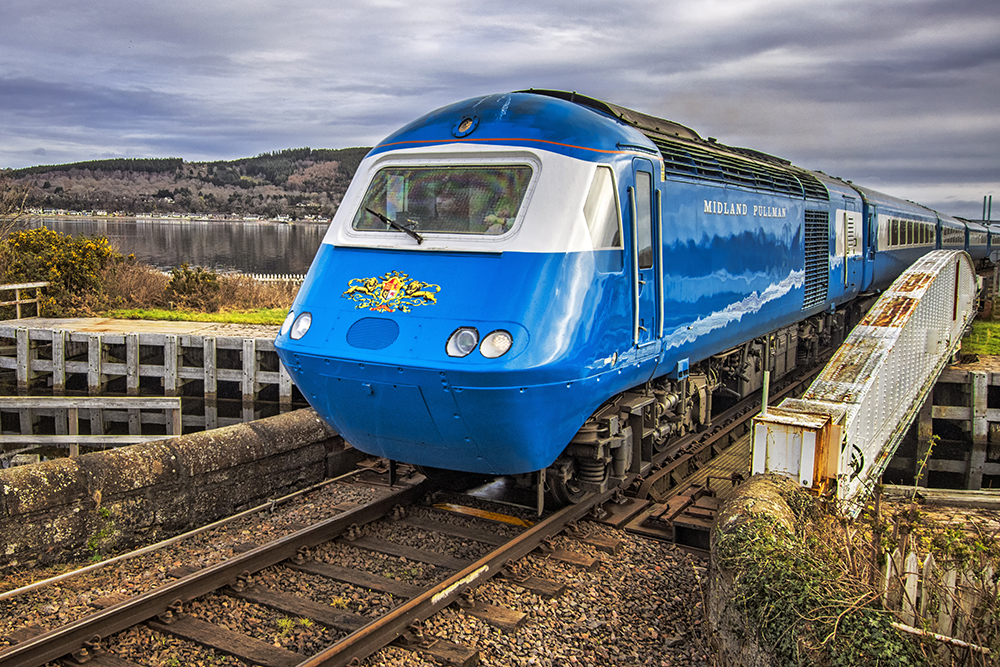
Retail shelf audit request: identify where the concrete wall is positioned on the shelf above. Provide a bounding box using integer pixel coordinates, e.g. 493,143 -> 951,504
0,408 -> 366,569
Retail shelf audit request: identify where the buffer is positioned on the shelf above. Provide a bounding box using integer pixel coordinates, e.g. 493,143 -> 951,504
751,250 -> 979,516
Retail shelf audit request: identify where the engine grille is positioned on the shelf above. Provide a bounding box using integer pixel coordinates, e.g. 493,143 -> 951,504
649,137 -> 829,201
346,317 -> 400,350
803,210 -> 830,310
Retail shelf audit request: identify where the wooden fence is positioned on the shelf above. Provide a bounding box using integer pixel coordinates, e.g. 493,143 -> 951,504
0,282 -> 48,319
0,396 -> 181,458
245,273 -> 306,283
882,545 -> 997,654
0,325 -> 307,439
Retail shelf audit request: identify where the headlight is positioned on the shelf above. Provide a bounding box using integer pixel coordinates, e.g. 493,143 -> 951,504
280,310 -> 295,337
480,330 -> 513,358
446,327 -> 479,357
290,312 -> 312,340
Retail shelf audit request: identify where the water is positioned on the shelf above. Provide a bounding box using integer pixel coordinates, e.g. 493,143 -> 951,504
21,217 -> 328,274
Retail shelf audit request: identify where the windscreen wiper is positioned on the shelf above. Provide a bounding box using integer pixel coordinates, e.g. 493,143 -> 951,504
365,207 -> 423,245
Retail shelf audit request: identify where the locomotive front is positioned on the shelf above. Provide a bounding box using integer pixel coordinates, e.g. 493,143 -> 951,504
275,93 -> 649,475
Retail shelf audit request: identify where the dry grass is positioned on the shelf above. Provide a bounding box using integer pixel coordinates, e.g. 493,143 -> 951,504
217,274 -> 299,310
104,262 -> 171,309
44,264 -> 301,318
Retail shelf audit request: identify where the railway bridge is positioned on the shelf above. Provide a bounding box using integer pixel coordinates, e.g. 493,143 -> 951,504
751,250 -> 981,515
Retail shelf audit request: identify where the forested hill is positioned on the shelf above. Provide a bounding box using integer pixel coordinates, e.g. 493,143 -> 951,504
2,147 -> 372,220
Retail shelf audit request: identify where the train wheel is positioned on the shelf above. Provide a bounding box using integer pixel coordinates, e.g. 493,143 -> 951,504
547,456 -> 598,505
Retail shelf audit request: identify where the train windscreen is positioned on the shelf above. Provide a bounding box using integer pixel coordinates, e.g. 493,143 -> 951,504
352,165 -> 532,236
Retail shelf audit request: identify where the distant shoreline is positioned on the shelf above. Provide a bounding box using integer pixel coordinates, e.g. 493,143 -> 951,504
25,212 -> 331,225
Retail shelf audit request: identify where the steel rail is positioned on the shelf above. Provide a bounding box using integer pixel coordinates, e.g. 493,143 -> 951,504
0,468 -> 367,603
0,478 -> 434,667
296,487 -> 615,667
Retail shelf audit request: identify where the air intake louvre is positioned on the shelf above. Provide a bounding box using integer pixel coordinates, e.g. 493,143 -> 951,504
347,317 -> 400,350
649,137 -> 829,202
803,210 -> 830,310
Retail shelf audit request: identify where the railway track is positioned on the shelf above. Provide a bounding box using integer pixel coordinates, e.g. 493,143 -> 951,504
0,473 -> 620,667
577,349 -> 837,550
635,353 -> 832,503
0,346 -> 834,666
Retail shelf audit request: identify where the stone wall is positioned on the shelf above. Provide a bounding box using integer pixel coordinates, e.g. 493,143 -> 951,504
0,408 -> 366,568
708,474 -> 804,667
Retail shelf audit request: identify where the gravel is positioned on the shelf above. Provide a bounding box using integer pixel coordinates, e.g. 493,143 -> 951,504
0,475 -> 713,667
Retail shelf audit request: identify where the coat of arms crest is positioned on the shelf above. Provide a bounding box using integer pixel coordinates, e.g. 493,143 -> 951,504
342,271 -> 441,313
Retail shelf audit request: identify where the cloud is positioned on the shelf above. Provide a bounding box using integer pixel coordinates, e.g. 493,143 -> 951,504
0,0 -> 996,218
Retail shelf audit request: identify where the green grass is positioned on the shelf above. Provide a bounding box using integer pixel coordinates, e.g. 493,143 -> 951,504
104,308 -> 288,325
961,320 -> 1000,355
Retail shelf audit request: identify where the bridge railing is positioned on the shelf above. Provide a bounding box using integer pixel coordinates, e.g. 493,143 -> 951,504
752,251 -> 980,516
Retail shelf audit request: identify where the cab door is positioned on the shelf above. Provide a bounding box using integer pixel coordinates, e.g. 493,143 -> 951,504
861,200 -> 877,291
839,196 -> 862,295
628,159 -> 659,349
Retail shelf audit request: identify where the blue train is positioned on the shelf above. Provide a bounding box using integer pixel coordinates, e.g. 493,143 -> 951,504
275,90 -> 988,502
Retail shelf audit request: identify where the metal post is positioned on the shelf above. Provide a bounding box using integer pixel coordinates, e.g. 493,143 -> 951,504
761,334 -> 772,416
536,468 -> 546,517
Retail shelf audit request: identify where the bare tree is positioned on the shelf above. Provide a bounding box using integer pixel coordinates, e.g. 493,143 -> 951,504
0,175 -> 28,238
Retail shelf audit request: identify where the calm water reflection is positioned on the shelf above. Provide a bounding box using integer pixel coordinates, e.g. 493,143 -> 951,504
23,217 -> 328,274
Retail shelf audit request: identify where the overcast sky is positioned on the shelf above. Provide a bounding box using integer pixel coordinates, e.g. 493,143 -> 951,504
1,0 -> 997,219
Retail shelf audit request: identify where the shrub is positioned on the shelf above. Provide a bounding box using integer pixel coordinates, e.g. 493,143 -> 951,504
0,226 -> 297,319
167,263 -> 221,312
0,228 -> 123,316
715,486 -> 922,667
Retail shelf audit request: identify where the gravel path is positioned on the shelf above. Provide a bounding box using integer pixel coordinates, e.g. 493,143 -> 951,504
0,476 -> 713,667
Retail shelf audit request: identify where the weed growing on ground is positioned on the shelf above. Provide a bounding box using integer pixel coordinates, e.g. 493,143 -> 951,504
960,321 -> 1000,355
86,506 -> 116,562
716,507 -> 919,667
718,479 -> 1000,666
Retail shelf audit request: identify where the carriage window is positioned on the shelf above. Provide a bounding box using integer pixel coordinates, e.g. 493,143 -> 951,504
584,166 -> 622,250
353,165 -> 532,236
890,219 -> 899,247
635,171 -> 653,269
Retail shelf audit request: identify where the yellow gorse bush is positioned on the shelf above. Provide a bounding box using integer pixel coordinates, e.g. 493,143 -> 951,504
1,227 -> 124,316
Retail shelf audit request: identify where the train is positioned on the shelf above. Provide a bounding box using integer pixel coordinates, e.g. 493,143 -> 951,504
275,89 -> 993,503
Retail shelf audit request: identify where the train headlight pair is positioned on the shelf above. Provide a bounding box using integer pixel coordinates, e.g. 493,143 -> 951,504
281,311 -> 312,340
446,327 -> 513,359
